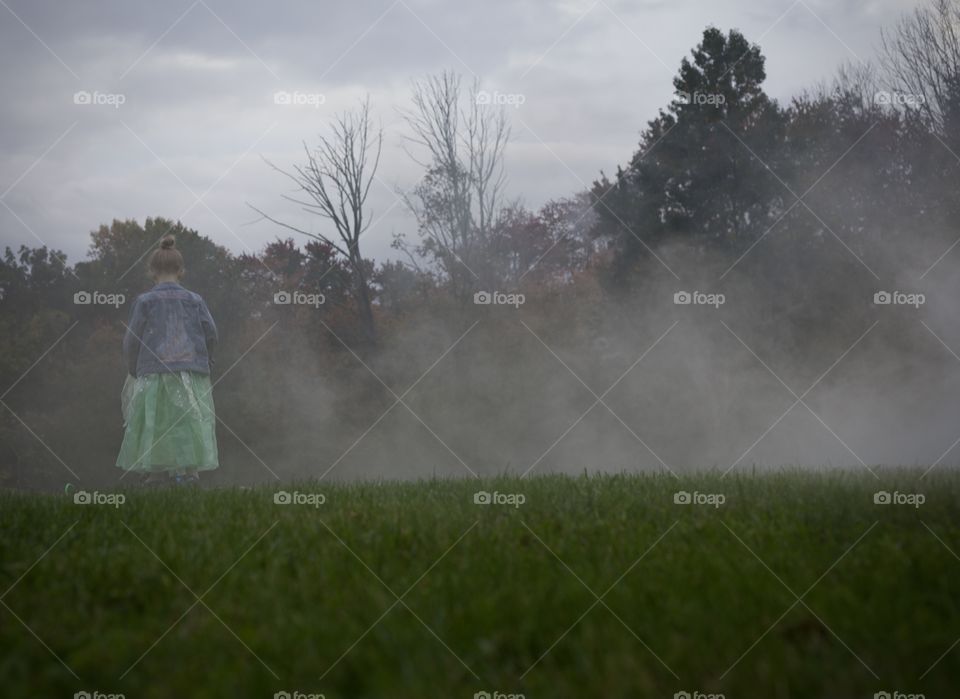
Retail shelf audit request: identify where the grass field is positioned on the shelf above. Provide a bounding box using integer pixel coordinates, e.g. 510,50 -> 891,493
1,469 -> 959,698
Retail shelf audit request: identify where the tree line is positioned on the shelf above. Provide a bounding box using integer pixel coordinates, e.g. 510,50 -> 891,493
2,0 -> 958,487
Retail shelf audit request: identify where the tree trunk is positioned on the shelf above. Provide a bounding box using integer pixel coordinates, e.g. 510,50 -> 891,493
353,260 -> 377,346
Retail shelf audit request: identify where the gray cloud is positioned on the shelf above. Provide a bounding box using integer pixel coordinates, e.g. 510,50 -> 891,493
0,0 -> 922,265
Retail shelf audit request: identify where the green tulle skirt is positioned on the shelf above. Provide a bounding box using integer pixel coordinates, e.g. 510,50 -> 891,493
116,371 -> 219,473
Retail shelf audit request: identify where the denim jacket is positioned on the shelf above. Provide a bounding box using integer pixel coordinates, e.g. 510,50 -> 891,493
122,282 -> 218,377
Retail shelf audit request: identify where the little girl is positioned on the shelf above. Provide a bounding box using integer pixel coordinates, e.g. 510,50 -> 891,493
116,235 -> 219,485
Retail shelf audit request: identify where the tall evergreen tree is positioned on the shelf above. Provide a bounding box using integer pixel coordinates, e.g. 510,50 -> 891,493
595,27 -> 785,274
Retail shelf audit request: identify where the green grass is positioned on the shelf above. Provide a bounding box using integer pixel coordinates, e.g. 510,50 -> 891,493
2,469 -> 959,698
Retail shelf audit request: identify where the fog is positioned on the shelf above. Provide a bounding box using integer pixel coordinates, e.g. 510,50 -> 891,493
2,0 -> 958,491
213,232 -> 960,487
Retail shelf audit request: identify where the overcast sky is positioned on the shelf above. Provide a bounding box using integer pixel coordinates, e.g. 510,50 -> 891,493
0,0 -> 921,267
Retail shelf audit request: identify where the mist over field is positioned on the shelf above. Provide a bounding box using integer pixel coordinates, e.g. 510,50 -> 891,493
9,208 -> 960,488
2,0 -> 960,491
262,241 -> 960,484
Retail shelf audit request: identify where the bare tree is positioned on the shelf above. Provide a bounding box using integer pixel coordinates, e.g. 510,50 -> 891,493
880,0 -> 960,134
831,61 -> 881,110
251,98 -> 383,344
396,72 -> 511,301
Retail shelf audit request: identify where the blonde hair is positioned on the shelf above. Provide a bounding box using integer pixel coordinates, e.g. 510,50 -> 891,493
148,235 -> 184,279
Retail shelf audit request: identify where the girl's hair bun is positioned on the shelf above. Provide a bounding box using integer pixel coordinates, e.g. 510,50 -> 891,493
148,233 -> 184,279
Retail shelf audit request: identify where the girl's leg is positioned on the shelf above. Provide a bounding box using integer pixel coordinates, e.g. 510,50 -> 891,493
173,467 -> 200,485
142,471 -> 167,486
